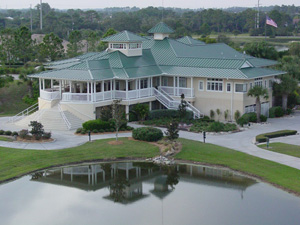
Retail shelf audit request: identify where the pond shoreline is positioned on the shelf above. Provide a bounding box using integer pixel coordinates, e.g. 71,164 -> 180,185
1,157 -> 299,198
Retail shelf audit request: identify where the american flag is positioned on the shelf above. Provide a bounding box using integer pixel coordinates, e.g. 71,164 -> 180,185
266,16 -> 278,28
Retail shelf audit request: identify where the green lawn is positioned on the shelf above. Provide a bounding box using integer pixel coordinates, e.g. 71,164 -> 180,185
0,138 -> 159,182
176,139 -> 300,194
260,142 -> 300,158
0,136 -> 13,142
1,137 -> 300,195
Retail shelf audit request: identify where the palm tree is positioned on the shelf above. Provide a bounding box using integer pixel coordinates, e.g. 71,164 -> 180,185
247,86 -> 269,123
274,74 -> 298,111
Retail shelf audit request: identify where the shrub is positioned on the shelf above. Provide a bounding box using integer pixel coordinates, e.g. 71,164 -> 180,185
99,129 -> 104,133
105,129 -> 110,132
92,129 -> 98,133
12,131 -> 18,136
256,130 -> 297,143
260,115 -> 267,122
109,128 -> 115,132
237,117 -> 249,127
4,130 -> 12,136
43,132 -> 52,139
269,106 -> 284,118
0,130 -> 4,135
126,126 -> 134,131
76,128 -> 82,134
19,129 -> 28,138
223,123 -> 237,132
148,109 -> 192,120
129,111 -> 138,122
81,129 -> 87,134
82,119 -> 126,131
208,122 -> 225,132
210,110 -> 215,120
120,128 -> 125,131
165,120 -> 179,140
29,121 -> 44,139
132,103 -> 149,120
285,108 -> 292,115
246,112 -> 257,123
132,127 -> 163,142
234,110 -> 241,121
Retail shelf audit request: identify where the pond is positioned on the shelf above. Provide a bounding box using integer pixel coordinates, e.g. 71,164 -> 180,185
1,161 -> 300,225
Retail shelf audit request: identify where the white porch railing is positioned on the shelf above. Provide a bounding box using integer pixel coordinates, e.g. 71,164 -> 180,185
58,104 -> 71,130
160,86 -> 194,98
8,102 -> 39,123
62,93 -> 91,102
40,90 -> 61,101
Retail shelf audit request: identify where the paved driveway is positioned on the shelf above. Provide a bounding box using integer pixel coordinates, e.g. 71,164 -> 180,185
1,112 -> 300,169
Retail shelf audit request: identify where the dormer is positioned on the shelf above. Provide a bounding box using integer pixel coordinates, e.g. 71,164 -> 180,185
101,30 -> 146,57
148,22 -> 174,40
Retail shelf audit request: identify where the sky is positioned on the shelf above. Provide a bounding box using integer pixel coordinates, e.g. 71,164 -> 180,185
0,0 -> 299,10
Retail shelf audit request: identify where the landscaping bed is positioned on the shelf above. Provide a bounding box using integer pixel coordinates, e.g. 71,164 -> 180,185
256,130 -> 298,143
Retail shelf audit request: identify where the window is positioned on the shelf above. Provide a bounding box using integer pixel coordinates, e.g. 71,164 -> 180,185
140,78 -> 148,89
129,43 -> 142,49
207,78 -> 223,92
269,79 -> 273,88
249,82 -> 253,89
226,83 -> 231,92
162,77 -> 168,86
264,80 -> 267,88
112,43 -> 126,49
199,81 -> 204,91
255,78 -> 263,87
176,77 -> 187,88
116,81 -> 120,90
235,83 -> 247,93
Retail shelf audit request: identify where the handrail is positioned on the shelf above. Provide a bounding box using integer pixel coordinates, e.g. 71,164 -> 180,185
158,87 -> 174,101
8,103 -> 39,123
61,103 -> 94,120
58,104 -> 71,130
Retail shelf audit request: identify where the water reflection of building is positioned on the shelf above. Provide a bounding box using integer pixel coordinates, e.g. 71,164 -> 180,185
31,162 -> 256,203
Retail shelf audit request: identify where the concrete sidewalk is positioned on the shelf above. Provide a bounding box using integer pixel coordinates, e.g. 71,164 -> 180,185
1,112 -> 300,170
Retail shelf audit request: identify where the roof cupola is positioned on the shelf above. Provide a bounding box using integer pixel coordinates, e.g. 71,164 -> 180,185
148,22 -> 174,40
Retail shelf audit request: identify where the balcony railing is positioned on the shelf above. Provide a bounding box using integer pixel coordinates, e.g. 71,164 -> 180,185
41,86 -> 194,103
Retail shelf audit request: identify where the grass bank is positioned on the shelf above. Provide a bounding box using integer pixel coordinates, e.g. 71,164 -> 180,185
0,136 -> 12,142
1,138 -> 300,195
259,142 -> 300,158
0,138 -> 159,182
175,139 -> 300,195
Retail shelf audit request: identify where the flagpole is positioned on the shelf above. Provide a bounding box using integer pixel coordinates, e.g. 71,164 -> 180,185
265,16 -> 267,41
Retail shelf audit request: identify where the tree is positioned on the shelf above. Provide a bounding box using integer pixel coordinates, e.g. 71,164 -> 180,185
165,119 -> 179,140
0,29 -> 17,65
289,42 -> 300,57
0,75 -> 13,88
199,23 -> 211,36
178,94 -> 187,120
29,121 -> 44,140
132,103 -> 149,121
87,31 -> 100,52
111,99 -> 126,141
247,86 -> 269,123
244,41 -> 278,60
14,27 -> 34,63
67,30 -> 83,58
38,33 -> 64,61
274,74 -> 298,111
97,28 -> 117,51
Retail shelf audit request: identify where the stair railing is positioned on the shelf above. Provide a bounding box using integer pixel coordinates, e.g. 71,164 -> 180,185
8,103 -> 39,123
58,104 -> 71,130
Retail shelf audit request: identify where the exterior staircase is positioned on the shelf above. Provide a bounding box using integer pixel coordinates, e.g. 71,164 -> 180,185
154,87 -> 204,119
13,104 -> 84,131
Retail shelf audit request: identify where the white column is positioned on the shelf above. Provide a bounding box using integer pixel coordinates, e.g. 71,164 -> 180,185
177,76 -> 180,96
87,82 -> 89,101
148,77 -> 150,96
79,83 -> 83,93
59,80 -> 62,99
126,80 -> 128,100
191,77 -> 194,97
110,80 -> 113,99
126,105 -> 129,120
102,81 -> 104,100
173,76 -> 176,96
51,79 -> 53,88
113,80 -> 116,99
69,81 -> 72,93
91,82 -> 94,102
43,79 -> 45,90
138,78 -> 140,98
149,101 -> 152,111
150,77 -> 153,95
159,76 -> 162,87
39,78 -> 42,93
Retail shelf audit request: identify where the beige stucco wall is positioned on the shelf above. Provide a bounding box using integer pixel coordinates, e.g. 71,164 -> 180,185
192,77 -> 274,120
38,98 -> 60,109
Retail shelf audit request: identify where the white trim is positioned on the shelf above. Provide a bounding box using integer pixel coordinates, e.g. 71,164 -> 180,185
226,82 -> 232,93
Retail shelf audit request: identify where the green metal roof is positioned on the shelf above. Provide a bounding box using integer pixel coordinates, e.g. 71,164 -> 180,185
177,36 -> 205,46
29,30 -> 285,82
148,22 -> 174,34
101,30 -> 146,43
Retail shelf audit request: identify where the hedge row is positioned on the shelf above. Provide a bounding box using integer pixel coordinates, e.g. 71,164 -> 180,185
0,130 -> 18,136
256,130 -> 297,143
149,109 -> 193,120
82,119 -> 127,131
132,127 -> 163,142
237,112 -> 267,126
269,106 -> 284,118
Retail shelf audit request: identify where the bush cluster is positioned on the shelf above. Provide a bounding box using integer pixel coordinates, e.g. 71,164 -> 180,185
190,121 -> 237,133
237,113 -> 267,126
76,126 -> 133,134
269,106 -> 284,118
148,109 -> 193,120
0,130 -> 18,136
132,127 -> 163,142
256,130 -> 297,143
82,119 -> 127,131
